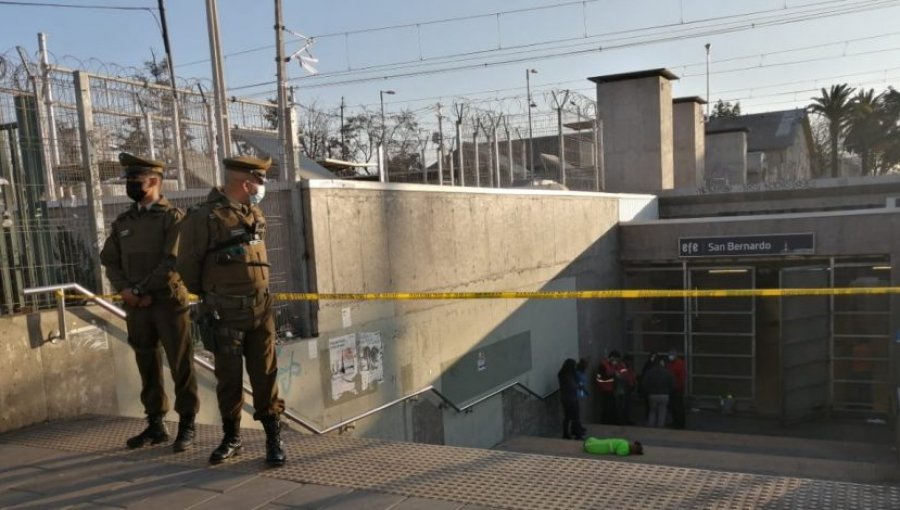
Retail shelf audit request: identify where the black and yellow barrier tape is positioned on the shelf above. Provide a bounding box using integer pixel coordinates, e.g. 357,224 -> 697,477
61,287 -> 900,302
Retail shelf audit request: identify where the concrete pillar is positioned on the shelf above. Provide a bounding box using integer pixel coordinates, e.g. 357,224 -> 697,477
589,68 -> 677,193
673,96 -> 706,189
705,127 -> 749,187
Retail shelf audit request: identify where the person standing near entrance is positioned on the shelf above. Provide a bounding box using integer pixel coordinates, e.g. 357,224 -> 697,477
642,357 -> 674,428
100,153 -> 199,452
177,155 -> 286,466
667,350 -> 687,429
596,353 -> 616,424
558,358 -> 585,440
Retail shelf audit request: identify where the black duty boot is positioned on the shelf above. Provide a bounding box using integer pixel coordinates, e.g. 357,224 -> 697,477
261,416 -> 286,467
126,414 -> 170,449
173,414 -> 196,453
209,419 -> 242,464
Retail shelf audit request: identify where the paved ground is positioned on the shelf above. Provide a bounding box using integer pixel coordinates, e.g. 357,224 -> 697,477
2,415 -> 900,509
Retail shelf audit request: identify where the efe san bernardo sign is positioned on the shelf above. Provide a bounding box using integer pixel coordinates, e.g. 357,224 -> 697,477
679,233 -> 815,258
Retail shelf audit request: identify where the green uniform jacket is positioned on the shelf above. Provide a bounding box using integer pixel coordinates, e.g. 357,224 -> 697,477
177,187 -> 269,297
99,197 -> 186,300
583,437 -> 631,456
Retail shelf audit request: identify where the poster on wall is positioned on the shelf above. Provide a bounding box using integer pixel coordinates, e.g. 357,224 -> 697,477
329,334 -> 358,400
358,331 -> 384,390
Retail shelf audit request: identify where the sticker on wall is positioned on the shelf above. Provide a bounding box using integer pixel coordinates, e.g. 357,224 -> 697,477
308,339 -> 318,359
329,334 -> 358,400
358,331 -> 384,390
477,351 -> 487,372
342,307 -> 352,329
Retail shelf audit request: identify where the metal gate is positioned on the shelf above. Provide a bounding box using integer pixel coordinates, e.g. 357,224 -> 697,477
779,266 -> 831,424
687,267 -> 756,404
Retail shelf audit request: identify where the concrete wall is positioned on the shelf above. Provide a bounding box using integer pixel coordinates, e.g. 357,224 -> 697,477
0,306 -> 258,435
658,174 -> 900,218
705,131 -> 748,186
766,129 -> 812,181
673,101 -> 705,189
272,181 -> 623,447
597,76 -> 674,193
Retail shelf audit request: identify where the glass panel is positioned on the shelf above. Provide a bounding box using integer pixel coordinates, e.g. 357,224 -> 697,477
692,314 -> 753,333
834,265 -> 890,312
692,335 -> 753,356
693,356 -> 753,377
834,295 -> 889,312
833,381 -> 889,412
691,376 -> 752,399
691,269 -> 753,312
833,313 -> 890,336
625,270 -> 684,313
627,313 -> 685,333
627,332 -> 684,355
833,359 -> 890,382
833,337 -> 890,359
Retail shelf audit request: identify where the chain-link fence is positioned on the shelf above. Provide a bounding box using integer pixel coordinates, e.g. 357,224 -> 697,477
0,49 -> 291,316
385,93 -> 601,191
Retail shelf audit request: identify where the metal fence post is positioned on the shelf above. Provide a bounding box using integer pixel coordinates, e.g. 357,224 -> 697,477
144,111 -> 156,159
74,71 -> 108,294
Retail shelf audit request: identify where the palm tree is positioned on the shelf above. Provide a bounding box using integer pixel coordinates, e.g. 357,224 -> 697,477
844,89 -> 884,176
881,88 -> 900,174
808,84 -> 856,178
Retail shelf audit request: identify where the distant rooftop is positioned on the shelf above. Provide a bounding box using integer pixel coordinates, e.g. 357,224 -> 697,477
588,68 -> 679,84
706,109 -> 809,152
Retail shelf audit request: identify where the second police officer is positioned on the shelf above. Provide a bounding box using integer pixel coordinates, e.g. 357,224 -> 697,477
177,155 -> 286,466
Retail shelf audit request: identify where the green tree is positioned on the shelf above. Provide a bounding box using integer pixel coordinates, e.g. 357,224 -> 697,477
710,100 -> 741,119
844,89 -> 884,176
879,87 -> 900,174
808,84 -> 855,178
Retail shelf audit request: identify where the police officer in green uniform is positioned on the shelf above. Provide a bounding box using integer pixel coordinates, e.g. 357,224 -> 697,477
100,153 -> 199,452
177,155 -> 286,466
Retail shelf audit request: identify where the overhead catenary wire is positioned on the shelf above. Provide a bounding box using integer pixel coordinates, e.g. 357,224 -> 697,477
0,1 -> 154,10
225,0 -> 900,93
177,0 -> 863,70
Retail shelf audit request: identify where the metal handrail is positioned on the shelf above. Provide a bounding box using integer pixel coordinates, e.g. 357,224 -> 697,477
23,284 -> 557,435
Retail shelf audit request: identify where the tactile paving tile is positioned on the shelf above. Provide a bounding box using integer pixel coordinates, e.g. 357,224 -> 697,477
2,415 -> 899,510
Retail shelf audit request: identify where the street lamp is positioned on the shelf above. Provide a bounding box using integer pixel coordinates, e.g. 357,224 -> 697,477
379,89 -> 395,181
705,43 -> 711,119
526,69 -> 538,182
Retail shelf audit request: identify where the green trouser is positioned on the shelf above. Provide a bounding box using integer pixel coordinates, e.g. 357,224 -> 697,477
126,297 -> 199,417
211,294 -> 285,421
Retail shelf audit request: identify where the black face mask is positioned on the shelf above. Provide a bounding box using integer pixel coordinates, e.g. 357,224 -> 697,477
126,181 -> 147,202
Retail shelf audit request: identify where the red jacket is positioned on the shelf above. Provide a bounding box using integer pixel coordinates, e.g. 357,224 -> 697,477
668,358 -> 686,393
596,360 -> 615,393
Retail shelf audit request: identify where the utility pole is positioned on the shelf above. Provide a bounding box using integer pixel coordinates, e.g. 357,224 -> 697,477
454,103 -> 466,186
551,89 -> 571,187
205,0 -> 231,165
340,96 -> 346,160
705,43 -> 711,119
526,68 -> 538,182
37,33 -> 58,200
157,0 -> 186,189
275,0 -> 297,181
436,102 -> 445,186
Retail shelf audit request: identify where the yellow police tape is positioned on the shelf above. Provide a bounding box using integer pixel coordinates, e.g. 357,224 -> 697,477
62,287 -> 900,302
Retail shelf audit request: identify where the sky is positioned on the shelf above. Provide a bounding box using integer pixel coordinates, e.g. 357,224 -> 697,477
2,0 -> 900,126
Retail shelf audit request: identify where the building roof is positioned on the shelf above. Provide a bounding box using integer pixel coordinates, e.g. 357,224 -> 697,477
706,126 -> 750,135
588,68 -> 679,84
674,96 -> 707,105
706,109 -> 809,152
